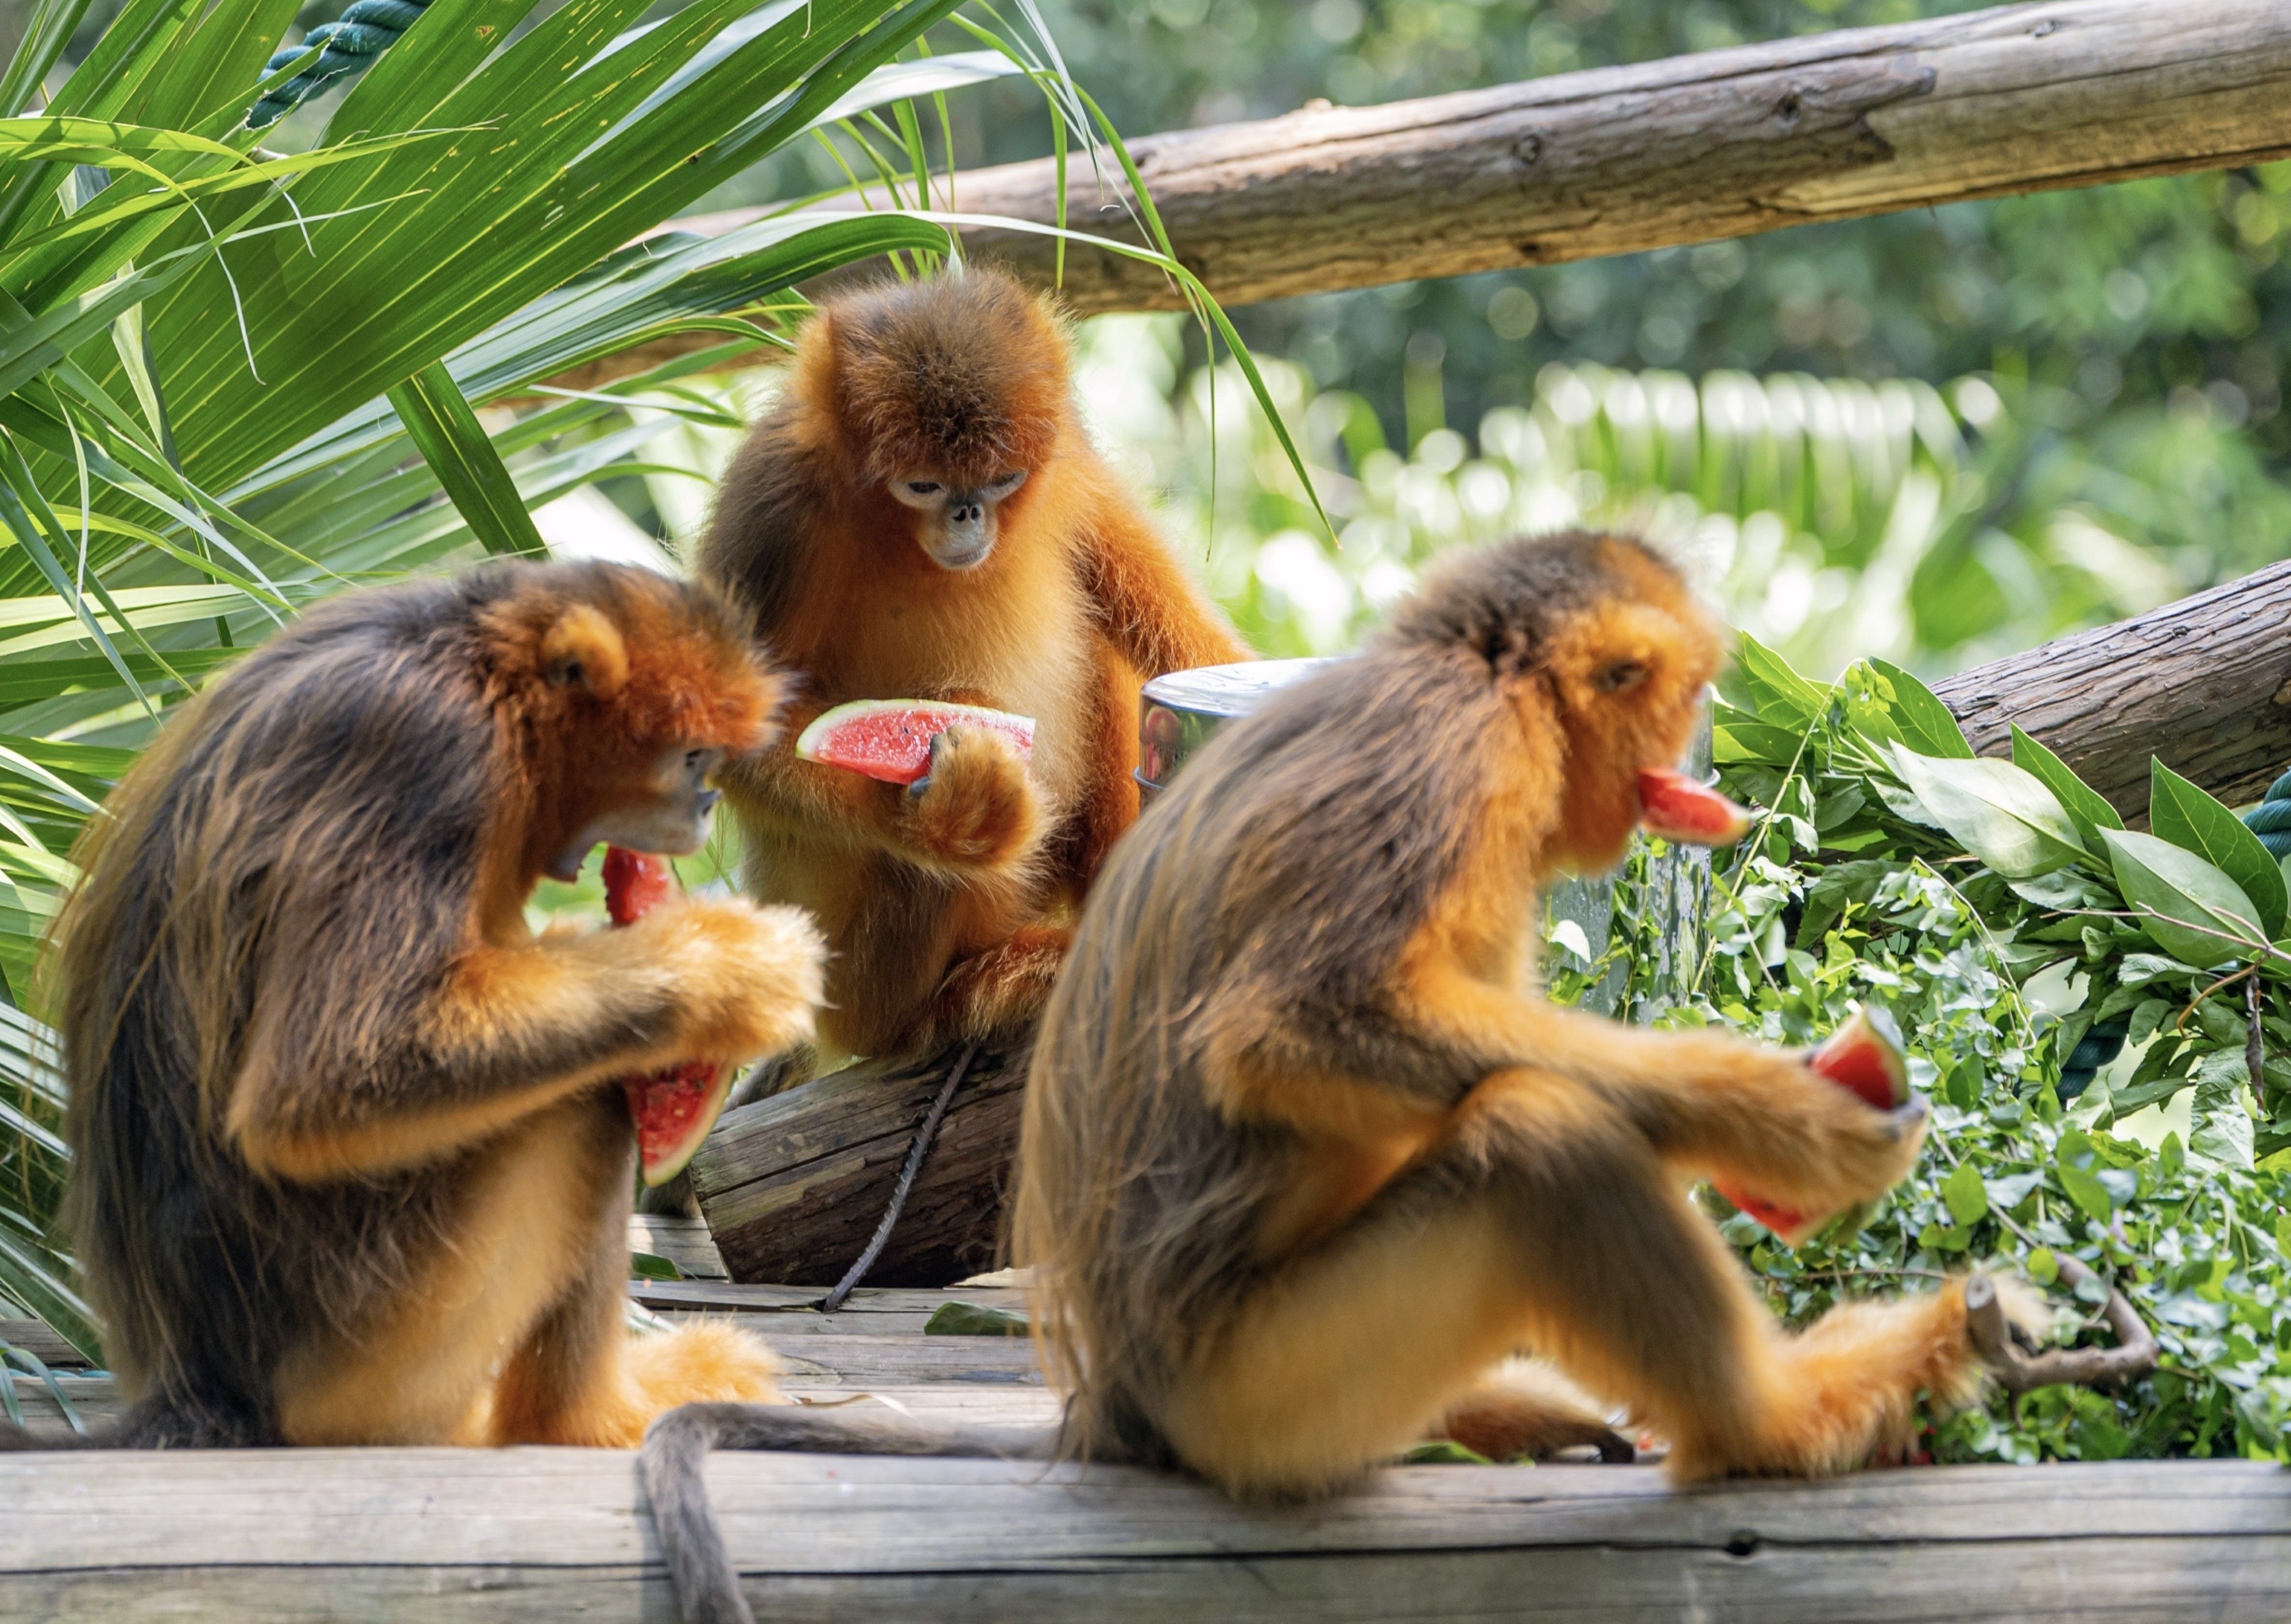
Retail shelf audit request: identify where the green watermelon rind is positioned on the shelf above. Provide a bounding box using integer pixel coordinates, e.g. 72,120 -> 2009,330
794,698 -> 1036,783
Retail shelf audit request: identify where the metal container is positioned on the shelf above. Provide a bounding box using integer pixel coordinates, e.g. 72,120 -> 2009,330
1136,658 -> 1334,805
1134,660 -> 1711,1020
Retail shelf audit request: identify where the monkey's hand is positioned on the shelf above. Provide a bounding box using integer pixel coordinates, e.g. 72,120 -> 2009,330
637,898 -> 829,1064
896,726 -> 1043,872
1663,1046 -> 1930,1219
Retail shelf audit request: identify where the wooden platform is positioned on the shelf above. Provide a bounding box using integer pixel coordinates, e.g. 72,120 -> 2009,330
6,1267 -> 2287,1621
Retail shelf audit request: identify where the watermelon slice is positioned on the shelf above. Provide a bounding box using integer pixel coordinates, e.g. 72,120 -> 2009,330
1716,1005 -> 1913,1246
602,847 -> 736,1186
1637,766 -> 1754,846
794,698 -> 1035,787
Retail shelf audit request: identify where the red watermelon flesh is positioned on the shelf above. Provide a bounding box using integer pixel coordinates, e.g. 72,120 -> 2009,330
795,698 -> 1035,787
1715,1006 -> 1912,1245
602,847 -> 735,1186
1637,767 -> 1754,846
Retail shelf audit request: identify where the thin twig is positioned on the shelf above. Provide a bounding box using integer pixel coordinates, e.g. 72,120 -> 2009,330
819,1043 -> 979,1313
2249,976 -> 2269,1117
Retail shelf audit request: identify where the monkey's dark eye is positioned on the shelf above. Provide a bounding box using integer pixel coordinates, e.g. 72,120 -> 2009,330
549,659 -> 584,687
685,749 -> 705,770
906,481 -> 942,496
989,469 -> 1027,492
1594,660 -> 1648,693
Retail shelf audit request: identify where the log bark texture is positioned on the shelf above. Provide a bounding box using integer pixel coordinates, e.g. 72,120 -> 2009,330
0,1450 -> 2284,1621
1933,558 -> 2291,824
655,0 -> 2291,325
689,1041 -> 1027,1288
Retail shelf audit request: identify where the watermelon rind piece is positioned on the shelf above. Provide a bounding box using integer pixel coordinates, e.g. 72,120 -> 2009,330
625,1059 -> 736,1186
1809,1003 -> 1911,1111
795,697 -> 1036,786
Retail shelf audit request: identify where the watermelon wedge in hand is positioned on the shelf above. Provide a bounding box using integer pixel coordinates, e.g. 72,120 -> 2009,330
602,847 -> 736,1186
1715,1005 -> 1912,1246
795,698 -> 1035,787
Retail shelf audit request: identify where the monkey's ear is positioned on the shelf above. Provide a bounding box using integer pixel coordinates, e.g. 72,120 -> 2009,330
541,603 -> 629,698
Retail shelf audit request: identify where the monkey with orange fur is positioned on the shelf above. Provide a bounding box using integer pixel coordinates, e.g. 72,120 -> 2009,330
635,531 -> 2049,1624
27,560 -> 824,1450
697,267 -> 1247,1065
1014,528 -> 2044,1497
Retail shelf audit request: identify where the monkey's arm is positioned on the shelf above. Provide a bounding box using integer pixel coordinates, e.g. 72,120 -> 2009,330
228,901 -> 824,1181
722,718 -> 1040,875
1074,493 -> 1251,677
1403,961 -> 1926,1216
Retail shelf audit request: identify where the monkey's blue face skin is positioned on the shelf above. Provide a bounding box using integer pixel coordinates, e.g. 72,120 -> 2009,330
547,744 -> 725,881
889,468 -> 1030,570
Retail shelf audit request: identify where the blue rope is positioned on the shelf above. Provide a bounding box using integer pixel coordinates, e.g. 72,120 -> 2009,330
2243,768 -> 2291,862
247,0 -> 433,130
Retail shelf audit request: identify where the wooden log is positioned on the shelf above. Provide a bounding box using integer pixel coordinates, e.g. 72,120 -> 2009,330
552,0 -> 2291,394
689,1041 -> 1028,1289
1934,557 -> 2291,823
0,1450 -> 2284,1621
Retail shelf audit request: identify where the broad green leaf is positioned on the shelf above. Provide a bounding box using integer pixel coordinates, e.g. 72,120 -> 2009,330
2100,829 -> 2264,971
1941,1159 -> 1989,1226
1892,746 -> 2088,878
2010,723 -> 2122,851
1733,633 -> 1829,726
1711,720 -> 1804,767
2149,761 -> 2288,940
1868,658 -> 1970,759
386,362 -> 546,558
2055,1160 -> 2116,1224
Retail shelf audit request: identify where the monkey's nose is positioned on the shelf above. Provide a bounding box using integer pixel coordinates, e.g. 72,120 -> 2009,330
695,789 -> 722,815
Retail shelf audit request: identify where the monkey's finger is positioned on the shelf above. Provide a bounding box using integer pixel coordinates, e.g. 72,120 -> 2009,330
907,730 -> 952,800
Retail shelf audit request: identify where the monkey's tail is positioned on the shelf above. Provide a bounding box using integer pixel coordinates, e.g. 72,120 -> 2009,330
640,1401 -> 1056,1624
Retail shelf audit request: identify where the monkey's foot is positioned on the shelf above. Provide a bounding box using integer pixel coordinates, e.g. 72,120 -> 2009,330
507,1323 -> 784,1449
903,727 -> 1042,871
934,926 -> 1071,1042
1667,1276 -> 2039,1482
1432,1359 -> 1634,1463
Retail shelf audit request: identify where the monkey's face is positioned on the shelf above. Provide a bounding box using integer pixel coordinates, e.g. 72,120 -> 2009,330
546,743 -> 727,881
888,468 -> 1031,570
1542,562 -> 1726,873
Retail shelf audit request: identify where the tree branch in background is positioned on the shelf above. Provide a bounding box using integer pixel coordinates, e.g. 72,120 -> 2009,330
555,0 -> 2291,392
1967,1258 -> 2160,1395
1934,559 -> 2291,824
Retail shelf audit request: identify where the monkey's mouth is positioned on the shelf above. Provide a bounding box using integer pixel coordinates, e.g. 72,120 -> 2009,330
1636,767 -> 1754,846
928,540 -> 993,571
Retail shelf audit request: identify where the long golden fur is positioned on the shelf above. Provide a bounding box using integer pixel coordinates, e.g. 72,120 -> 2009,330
1015,530 -> 2027,1498
697,266 -> 1248,1064
41,560 -> 823,1448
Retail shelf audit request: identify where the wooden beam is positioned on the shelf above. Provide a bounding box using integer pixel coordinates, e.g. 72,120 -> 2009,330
1934,558 -> 2291,823
585,0 -> 2291,394
0,1451 -> 2284,1620
690,1041 -> 1026,1289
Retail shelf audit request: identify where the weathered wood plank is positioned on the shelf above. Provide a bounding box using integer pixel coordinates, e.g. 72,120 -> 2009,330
1934,556 -> 2291,822
0,1318 -> 89,1368
628,1215 -> 728,1281
691,1043 -> 1027,1288
0,1453 -> 2284,1622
